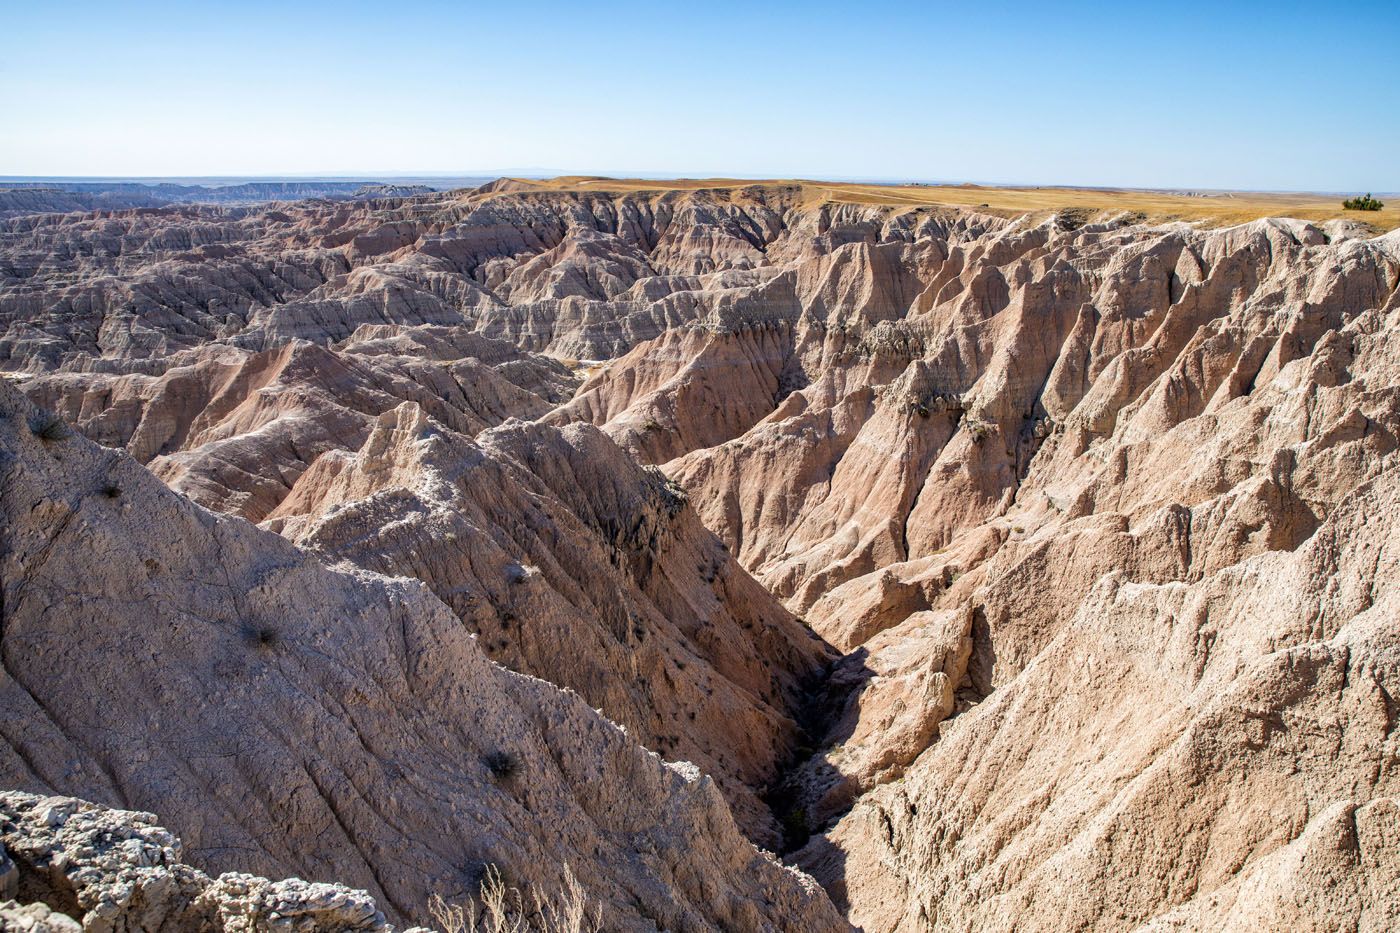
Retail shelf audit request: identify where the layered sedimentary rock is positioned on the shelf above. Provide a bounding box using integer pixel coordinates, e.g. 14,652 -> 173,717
2,189 -> 843,848
545,323 -> 799,464
23,326 -> 578,521
798,470 -> 1400,931
18,322 -> 831,842
263,400 -> 833,840
0,380 -> 846,931
4,181 -> 1400,930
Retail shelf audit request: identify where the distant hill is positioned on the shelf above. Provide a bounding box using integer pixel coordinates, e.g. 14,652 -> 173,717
0,179 -> 470,216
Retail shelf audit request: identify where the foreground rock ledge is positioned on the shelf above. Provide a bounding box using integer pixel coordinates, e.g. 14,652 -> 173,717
0,789 -> 413,932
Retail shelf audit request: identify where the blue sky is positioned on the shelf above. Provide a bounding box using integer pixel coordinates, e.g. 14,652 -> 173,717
3,0 -> 1397,190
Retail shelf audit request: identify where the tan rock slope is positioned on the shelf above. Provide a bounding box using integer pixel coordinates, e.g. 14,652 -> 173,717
0,380 -> 846,931
799,473 -> 1400,930
22,326 -> 577,522
3,180 -> 1400,930
1,188 -> 847,848
263,400 -> 833,840
17,325 -> 834,842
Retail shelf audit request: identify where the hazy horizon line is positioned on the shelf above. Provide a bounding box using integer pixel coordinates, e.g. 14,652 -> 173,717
2,173 -> 1395,198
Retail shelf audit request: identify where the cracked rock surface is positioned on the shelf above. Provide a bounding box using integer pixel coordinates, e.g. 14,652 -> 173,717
0,789 -> 407,931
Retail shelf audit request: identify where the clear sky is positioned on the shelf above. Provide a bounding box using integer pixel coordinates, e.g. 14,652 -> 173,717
4,0 -> 1397,190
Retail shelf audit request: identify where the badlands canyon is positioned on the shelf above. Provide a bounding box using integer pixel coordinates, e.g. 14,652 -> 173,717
1,178 -> 1398,931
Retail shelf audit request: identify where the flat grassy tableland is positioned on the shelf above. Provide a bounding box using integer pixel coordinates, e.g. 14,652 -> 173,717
489,176 -> 1400,232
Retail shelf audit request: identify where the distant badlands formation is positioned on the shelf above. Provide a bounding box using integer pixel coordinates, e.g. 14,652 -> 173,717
0,178 -> 1397,930
0,181 -> 447,217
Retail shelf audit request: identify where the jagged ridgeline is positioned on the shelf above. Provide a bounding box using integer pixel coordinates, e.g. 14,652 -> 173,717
2,180 -> 1399,931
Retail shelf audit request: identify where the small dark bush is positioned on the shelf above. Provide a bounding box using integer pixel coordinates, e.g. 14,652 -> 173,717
504,563 -> 535,585
241,623 -> 279,650
1343,193 -> 1384,212
484,750 -> 521,781
966,418 -> 995,443
1055,207 -> 1093,231
101,483 -> 122,499
781,806 -> 811,847
29,414 -> 68,442
645,466 -> 688,516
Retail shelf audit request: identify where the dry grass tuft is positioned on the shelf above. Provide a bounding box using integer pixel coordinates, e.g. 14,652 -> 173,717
429,864 -> 599,933
29,413 -> 69,442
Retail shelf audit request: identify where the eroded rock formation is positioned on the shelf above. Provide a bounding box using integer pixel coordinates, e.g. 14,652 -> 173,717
0,380 -> 845,931
263,400 -> 833,840
3,181 -> 1399,930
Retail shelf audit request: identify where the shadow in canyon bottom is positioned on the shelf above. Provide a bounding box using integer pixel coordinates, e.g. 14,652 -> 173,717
763,606 -> 999,918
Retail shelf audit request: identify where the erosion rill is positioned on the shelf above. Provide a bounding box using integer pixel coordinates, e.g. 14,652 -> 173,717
1,180 -> 1397,930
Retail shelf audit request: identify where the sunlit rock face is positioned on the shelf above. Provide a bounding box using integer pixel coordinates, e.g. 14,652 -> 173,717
4,182 -> 1399,931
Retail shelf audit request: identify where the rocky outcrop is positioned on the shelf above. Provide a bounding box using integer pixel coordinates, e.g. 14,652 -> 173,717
262,400 -> 834,842
782,607 -> 974,830
545,323 -> 798,464
0,790 -> 407,932
0,184 -> 955,375
670,220 -> 1400,620
21,326 -> 577,521
798,469 -> 1400,931
0,379 -> 847,931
